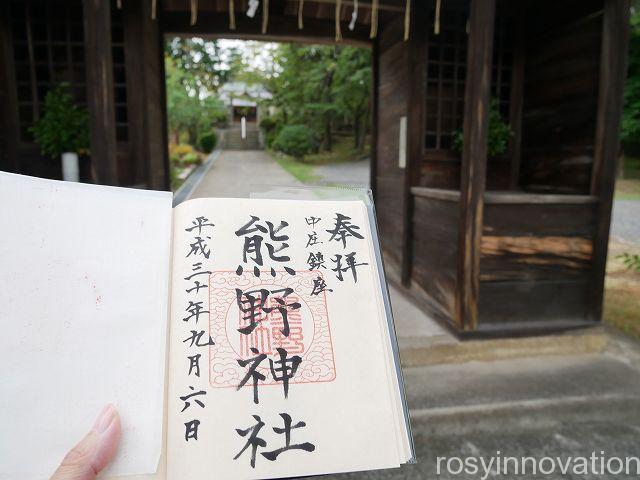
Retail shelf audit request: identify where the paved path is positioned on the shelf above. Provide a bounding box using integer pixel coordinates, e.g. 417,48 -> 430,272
188,149 -> 445,339
611,200 -> 640,245
190,150 -> 302,199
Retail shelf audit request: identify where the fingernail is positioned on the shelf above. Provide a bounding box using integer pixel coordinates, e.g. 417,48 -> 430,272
93,404 -> 117,434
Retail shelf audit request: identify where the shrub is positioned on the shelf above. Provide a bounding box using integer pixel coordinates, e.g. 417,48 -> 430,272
181,152 -> 201,166
272,125 -> 316,160
260,116 -> 282,148
171,143 -> 194,157
260,116 -> 277,132
453,98 -> 512,157
199,131 -> 217,153
30,83 -> 89,157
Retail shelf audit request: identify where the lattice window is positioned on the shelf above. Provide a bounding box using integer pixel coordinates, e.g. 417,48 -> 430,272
111,6 -> 128,142
10,0 -> 86,143
9,0 -> 128,144
491,15 -> 513,120
424,9 -> 468,152
424,7 -> 514,153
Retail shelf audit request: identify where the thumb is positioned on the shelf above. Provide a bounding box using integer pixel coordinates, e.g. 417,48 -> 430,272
51,404 -> 121,480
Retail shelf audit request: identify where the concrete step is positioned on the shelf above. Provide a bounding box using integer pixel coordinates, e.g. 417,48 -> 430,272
403,350 -> 640,414
223,129 -> 261,150
398,328 -> 609,367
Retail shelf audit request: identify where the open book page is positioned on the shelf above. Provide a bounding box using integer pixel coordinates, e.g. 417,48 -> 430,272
0,172 -> 172,480
167,197 -> 409,479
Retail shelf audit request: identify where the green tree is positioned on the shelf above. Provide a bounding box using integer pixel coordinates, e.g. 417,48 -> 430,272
267,44 -> 371,153
165,56 -> 226,146
333,48 -> 372,152
165,37 -> 241,95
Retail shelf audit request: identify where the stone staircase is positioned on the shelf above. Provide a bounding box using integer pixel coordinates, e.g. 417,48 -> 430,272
222,126 -> 261,150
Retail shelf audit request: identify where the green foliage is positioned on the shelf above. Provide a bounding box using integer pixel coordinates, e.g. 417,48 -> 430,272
453,99 -> 513,156
165,55 -> 227,148
272,125 -> 316,160
259,115 -> 283,147
259,116 -> 277,132
30,84 -> 89,157
199,131 -> 217,153
165,37 -> 239,93
169,143 -> 200,166
618,252 -> 640,272
267,44 -> 371,151
181,152 -> 201,166
333,48 -> 372,150
622,7 -> 640,148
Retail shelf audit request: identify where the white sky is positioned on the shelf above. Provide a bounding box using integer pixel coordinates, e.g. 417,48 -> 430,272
217,39 -> 281,77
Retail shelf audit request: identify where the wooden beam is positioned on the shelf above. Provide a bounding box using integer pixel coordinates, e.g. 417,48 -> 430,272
0,1 -> 20,173
370,38 -> 379,199
455,0 -> 495,331
588,0 -> 630,321
83,0 -> 118,185
162,11 -> 372,47
124,0 -> 170,190
400,0 -> 426,285
293,0 -> 405,13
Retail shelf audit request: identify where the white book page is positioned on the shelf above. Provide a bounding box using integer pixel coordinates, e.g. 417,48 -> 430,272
0,172 -> 172,480
167,197 -> 402,480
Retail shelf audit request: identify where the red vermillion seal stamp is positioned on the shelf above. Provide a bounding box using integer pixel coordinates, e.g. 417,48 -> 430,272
208,270 -> 336,388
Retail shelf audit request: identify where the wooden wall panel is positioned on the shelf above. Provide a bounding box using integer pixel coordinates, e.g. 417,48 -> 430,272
519,1 -> 603,193
479,200 -> 597,325
478,279 -> 590,326
375,17 -> 409,269
418,160 -> 460,189
411,195 -> 459,326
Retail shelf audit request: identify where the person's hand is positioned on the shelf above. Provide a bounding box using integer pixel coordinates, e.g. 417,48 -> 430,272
51,404 -> 121,480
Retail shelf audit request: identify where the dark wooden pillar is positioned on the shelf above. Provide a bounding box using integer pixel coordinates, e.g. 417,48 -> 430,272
401,1 -> 427,284
370,38 -> 379,200
455,0 -> 495,331
124,0 -> 170,190
0,2 -> 19,173
83,0 -> 118,185
589,0 -> 631,321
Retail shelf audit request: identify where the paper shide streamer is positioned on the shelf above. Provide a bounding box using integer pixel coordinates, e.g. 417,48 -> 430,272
247,0 -> 259,18
348,0 -> 358,31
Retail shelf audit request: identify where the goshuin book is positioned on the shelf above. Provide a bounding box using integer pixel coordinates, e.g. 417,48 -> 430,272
0,171 -> 415,480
